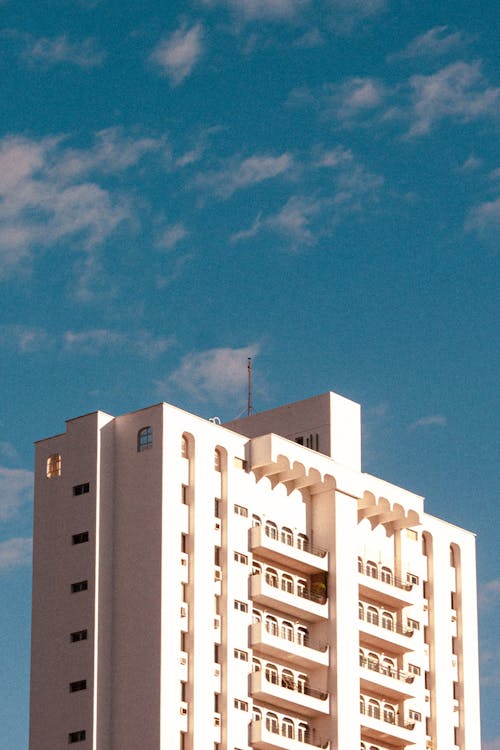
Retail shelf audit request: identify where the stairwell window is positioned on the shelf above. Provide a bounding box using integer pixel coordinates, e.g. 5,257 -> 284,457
137,426 -> 152,452
46,454 -> 62,478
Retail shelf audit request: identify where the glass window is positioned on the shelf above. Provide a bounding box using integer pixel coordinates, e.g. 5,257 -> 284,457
137,426 -> 152,452
46,453 -> 61,478
281,574 -> 294,593
381,611 -> 394,631
281,527 -> 293,545
297,533 -> 308,551
265,616 -> 278,635
282,719 -> 294,739
265,663 -> 279,684
367,699 -> 380,720
366,606 -> 379,626
366,561 -> 378,578
265,568 -> 278,588
381,566 -> 393,584
281,669 -> 294,689
266,713 -> 279,733
265,521 -> 278,540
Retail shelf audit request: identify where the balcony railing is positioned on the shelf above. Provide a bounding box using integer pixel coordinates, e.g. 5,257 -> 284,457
263,673 -> 328,702
358,562 -> 414,592
253,719 -> 330,748
262,574 -> 327,605
359,656 -> 414,684
359,610 -> 414,638
264,526 -> 327,559
360,703 -> 416,730
263,622 -> 328,653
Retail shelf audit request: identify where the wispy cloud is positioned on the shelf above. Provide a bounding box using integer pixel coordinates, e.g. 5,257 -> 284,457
201,0 -> 308,21
458,154 -> 483,172
483,737 -> 500,750
150,23 -> 204,85
194,152 -> 294,199
156,223 -> 190,250
478,579 -> 500,611
21,34 -> 106,68
466,196 -> 500,239
315,145 -> 354,167
407,61 -> 500,137
158,344 -> 260,404
327,0 -> 387,33
0,468 -> 33,522
0,537 -> 32,572
327,76 -> 386,123
393,26 -> 472,60
408,414 -> 447,430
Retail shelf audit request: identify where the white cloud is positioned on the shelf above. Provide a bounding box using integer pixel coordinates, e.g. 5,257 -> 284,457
466,197 -> 500,238
483,737 -> 500,750
458,154 -> 483,172
478,579 -> 500,611
408,414 -> 447,430
407,61 -> 500,137
321,77 -> 386,123
0,325 -> 54,352
22,34 -> 106,68
202,0 -> 308,21
394,26 -> 471,59
150,24 -> 203,85
268,195 -> 322,249
195,152 -> 293,198
156,223 -> 189,250
63,329 -> 174,358
327,0 -> 387,33
159,344 -> 260,404
0,442 -> 21,462
316,145 -> 354,167
0,468 -> 33,521
0,537 -> 32,572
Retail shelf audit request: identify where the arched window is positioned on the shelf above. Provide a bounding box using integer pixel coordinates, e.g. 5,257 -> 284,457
281,621 -> 293,641
281,527 -> 293,546
366,606 -> 379,626
297,533 -> 308,551
297,674 -> 307,693
281,668 -> 294,690
367,699 -> 380,720
46,453 -> 62,478
252,562 -> 262,576
281,573 -> 294,594
265,663 -> 279,685
252,514 -> 261,527
214,448 -> 222,471
381,611 -> 394,631
265,521 -> 278,540
252,657 -> 261,672
382,657 -> 395,677
358,602 -> 364,620
297,626 -> 308,645
297,722 -> 309,742
383,703 -> 396,724
296,579 -> 307,598
367,652 -> 379,671
366,560 -> 378,579
181,435 -> 188,457
137,427 -> 153,452
282,718 -> 294,739
265,568 -> 279,588
358,556 -> 363,573
381,566 -> 393,585
359,648 -> 365,667
359,696 -> 365,714
266,712 -> 279,734
265,615 -> 278,635
252,707 -> 262,722
252,609 -> 262,624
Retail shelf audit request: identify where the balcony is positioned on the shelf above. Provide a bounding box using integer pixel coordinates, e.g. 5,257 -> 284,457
250,621 -> 329,669
250,525 -> 328,574
358,610 -> 416,654
250,671 -> 329,716
359,656 -> 417,700
358,563 -> 417,608
250,574 -> 328,621
251,720 -> 330,750
360,705 -> 417,746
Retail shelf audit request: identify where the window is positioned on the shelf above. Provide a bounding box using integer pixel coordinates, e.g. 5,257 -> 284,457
73,483 -> 89,495
297,626 -> 308,645
408,664 -> 420,676
252,562 -> 262,575
358,556 -> 363,573
265,615 -> 278,635
234,600 -> 247,612
407,617 -> 420,631
381,611 -> 394,631
383,704 -> 396,724
68,730 -> 86,743
265,568 -> 278,588
69,680 -> 87,693
265,712 -> 279,734
297,533 -> 308,551
253,707 -> 262,722
182,485 -> 189,505
296,579 -> 307,597
281,669 -> 294,689
137,426 -> 152,452
281,621 -> 293,641
252,609 -> 262,623
214,449 -> 222,471
406,528 -> 418,541
46,453 -> 62,478
234,551 -> 248,564
381,566 -> 393,584
265,521 -> 278,540
71,580 -> 88,593
281,574 -> 294,594
234,698 -> 248,711
72,532 -> 89,545
281,527 -> 293,546
282,718 -> 294,739
358,602 -> 364,620
407,572 -> 419,586
366,606 -> 378,626
70,630 -> 87,642
409,710 -> 421,721
297,674 -> 307,693
234,504 -> 248,517
367,699 -> 380,720
252,514 -> 261,527
265,663 -> 279,684
252,658 -> 261,672
366,561 -> 378,578
234,648 -> 248,661
297,723 -> 309,742
382,657 -> 395,676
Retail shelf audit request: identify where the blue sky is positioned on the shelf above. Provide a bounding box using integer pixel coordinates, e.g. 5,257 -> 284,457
0,0 -> 499,746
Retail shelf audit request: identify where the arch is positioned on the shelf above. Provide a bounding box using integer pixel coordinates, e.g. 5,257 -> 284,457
367,652 -> 379,671
281,668 -> 294,690
381,566 -> 393,585
297,625 -> 308,645
252,707 -> 262,722
252,609 -> 262,624
265,520 -> 278,540
252,657 -> 261,672
265,663 -> 279,685
265,712 -> 279,733
281,526 -> 293,546
281,621 -> 294,641
252,561 -> 262,576
382,657 -> 395,676
281,573 -> 294,594
297,532 -> 309,551
46,453 -> 62,478
281,717 -> 294,739
296,578 -> 307,597
358,602 -> 364,620
383,703 -> 396,724
366,560 -> 378,579
265,615 -> 278,634
381,611 -> 394,631
297,673 -> 308,693
366,606 -> 379,626
367,699 -> 380,720
252,514 -> 261,527
265,567 -> 279,588
360,695 -> 365,713
297,722 -> 309,742
137,426 -> 153,452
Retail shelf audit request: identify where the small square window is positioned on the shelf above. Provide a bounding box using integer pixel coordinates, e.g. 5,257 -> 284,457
409,709 -> 421,721
73,483 -> 90,496
408,664 -> 421,676
234,551 -> 248,564
70,629 -> 88,643
72,532 -> 89,545
234,600 -> 248,613
71,580 -> 88,594
234,698 -> 248,711
68,730 -> 86,743
233,504 -> 248,517
234,649 -> 248,661
69,680 -> 87,693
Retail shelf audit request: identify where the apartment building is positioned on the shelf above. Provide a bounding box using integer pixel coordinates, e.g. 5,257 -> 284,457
29,391 -> 481,750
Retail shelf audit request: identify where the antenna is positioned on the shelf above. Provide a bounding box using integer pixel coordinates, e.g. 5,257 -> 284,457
247,357 -> 253,416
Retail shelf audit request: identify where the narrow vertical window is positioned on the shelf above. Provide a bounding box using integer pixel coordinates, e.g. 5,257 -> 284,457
137,426 -> 152,452
46,453 -> 62,478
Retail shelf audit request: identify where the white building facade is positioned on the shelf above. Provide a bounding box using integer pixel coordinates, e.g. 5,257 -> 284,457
29,392 -> 481,750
